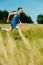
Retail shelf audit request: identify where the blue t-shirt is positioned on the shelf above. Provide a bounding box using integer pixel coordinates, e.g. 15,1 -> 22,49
11,13 -> 20,25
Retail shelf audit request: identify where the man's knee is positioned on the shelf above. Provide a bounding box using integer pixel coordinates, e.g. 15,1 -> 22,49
16,26 -> 19,29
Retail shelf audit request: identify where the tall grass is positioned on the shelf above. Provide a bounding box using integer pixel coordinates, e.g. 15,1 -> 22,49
0,23 -> 43,65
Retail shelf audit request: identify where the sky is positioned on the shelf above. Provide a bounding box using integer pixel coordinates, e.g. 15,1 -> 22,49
0,0 -> 43,23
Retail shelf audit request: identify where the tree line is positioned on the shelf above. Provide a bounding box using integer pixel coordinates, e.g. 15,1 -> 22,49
0,10 -> 33,24
0,10 -> 43,24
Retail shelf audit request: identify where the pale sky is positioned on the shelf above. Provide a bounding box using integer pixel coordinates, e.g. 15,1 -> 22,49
0,0 -> 43,23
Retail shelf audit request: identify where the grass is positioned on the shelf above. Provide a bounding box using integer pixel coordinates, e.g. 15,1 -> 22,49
0,23 -> 43,65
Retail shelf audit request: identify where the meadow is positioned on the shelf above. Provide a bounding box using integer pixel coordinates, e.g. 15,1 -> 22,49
0,23 -> 43,65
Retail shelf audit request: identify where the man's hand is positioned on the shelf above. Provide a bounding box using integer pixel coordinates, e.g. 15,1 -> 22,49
7,19 -> 9,23
20,22 -> 22,26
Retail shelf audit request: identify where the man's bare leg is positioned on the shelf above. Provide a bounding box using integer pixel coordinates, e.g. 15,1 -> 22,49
0,26 -> 20,32
16,26 -> 19,30
16,26 -> 21,32
1,27 -> 12,32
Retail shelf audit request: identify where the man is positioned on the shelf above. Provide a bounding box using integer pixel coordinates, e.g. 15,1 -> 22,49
0,7 -> 23,32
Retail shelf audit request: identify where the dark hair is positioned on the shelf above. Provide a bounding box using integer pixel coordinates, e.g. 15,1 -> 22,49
11,11 -> 16,12
17,7 -> 22,11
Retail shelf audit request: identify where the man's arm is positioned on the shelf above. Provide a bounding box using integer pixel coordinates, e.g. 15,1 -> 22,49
19,20 -> 21,24
19,20 -> 22,25
7,12 -> 16,22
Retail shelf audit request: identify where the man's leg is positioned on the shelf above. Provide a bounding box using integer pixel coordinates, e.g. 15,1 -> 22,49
16,26 -> 21,32
16,26 -> 19,30
1,27 -> 12,32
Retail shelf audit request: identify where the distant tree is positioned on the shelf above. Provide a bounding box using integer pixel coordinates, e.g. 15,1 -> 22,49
20,12 -> 33,23
2,10 -> 9,23
0,10 -> 9,23
0,10 -> 3,20
36,14 -> 43,24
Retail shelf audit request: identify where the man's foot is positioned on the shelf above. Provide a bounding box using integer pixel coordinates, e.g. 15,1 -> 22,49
6,30 -> 10,32
5,29 -> 10,32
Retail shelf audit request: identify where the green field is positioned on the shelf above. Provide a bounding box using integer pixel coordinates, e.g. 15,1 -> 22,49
0,23 -> 43,65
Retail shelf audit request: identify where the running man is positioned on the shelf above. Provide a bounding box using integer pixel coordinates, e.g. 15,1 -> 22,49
0,7 -> 23,32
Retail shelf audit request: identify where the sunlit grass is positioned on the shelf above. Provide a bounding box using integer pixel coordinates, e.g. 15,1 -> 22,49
0,23 -> 43,65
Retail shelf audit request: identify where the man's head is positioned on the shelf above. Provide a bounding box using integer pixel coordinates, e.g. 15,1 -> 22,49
17,7 -> 23,14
